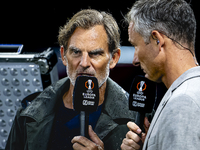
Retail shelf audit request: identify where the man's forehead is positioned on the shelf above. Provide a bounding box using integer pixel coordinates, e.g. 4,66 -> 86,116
128,22 -> 134,35
128,22 -> 143,44
68,25 -> 109,50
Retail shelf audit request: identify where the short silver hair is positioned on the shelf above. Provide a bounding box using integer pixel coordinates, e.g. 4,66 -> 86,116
127,0 -> 196,51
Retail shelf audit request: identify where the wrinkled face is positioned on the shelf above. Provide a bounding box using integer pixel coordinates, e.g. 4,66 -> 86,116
62,25 -> 113,87
128,22 -> 163,82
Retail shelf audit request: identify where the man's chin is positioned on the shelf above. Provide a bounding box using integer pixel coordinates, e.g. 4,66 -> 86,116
145,74 -> 162,83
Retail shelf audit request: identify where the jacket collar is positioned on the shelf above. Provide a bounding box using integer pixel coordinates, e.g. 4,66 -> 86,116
170,66 -> 200,92
103,78 -> 133,120
20,77 -> 70,122
143,66 -> 200,149
159,66 -> 200,109
95,77 -> 135,139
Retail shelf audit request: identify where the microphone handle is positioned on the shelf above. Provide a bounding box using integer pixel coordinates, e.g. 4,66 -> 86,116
135,112 -> 145,137
80,111 -> 89,139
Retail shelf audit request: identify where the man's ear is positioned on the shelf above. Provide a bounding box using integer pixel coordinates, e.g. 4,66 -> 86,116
60,46 -> 67,66
109,48 -> 121,69
151,30 -> 165,49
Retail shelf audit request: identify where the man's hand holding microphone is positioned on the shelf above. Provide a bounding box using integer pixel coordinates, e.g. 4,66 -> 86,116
121,117 -> 150,150
121,76 -> 156,150
72,76 -> 104,150
71,76 -> 156,150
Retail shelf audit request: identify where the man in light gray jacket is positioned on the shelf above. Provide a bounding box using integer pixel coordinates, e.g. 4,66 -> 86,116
121,0 -> 200,150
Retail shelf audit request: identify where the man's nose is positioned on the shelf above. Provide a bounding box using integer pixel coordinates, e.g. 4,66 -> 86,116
132,50 -> 140,67
80,53 -> 90,68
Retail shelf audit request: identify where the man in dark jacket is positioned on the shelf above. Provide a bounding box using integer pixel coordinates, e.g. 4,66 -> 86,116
5,9 -> 136,150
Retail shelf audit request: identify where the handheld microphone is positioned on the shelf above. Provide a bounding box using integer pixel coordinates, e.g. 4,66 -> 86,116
73,76 -> 99,138
129,75 -> 156,134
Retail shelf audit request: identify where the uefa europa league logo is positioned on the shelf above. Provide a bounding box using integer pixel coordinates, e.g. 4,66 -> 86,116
136,80 -> 147,95
85,79 -> 94,93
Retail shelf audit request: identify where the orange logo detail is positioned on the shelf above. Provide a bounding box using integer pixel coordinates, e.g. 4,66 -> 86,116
136,82 -> 147,91
85,80 -> 94,89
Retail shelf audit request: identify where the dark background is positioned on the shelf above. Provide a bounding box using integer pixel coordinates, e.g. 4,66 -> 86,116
1,0 -> 196,105
1,0 -> 199,61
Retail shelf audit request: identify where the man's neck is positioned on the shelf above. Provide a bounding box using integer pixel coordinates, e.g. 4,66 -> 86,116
162,50 -> 197,89
63,81 -> 107,109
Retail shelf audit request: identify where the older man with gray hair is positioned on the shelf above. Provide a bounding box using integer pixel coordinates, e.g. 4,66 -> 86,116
5,9 -> 136,150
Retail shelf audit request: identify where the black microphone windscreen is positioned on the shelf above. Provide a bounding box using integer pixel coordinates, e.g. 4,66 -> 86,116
129,76 -> 156,113
73,76 -> 99,112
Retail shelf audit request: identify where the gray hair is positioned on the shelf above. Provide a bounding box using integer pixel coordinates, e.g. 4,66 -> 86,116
58,9 -> 120,56
127,0 -> 196,51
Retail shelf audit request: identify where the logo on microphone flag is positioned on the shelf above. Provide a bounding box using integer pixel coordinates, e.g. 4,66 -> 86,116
137,81 -> 147,92
73,76 -> 99,112
129,76 -> 156,113
85,79 -> 94,90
